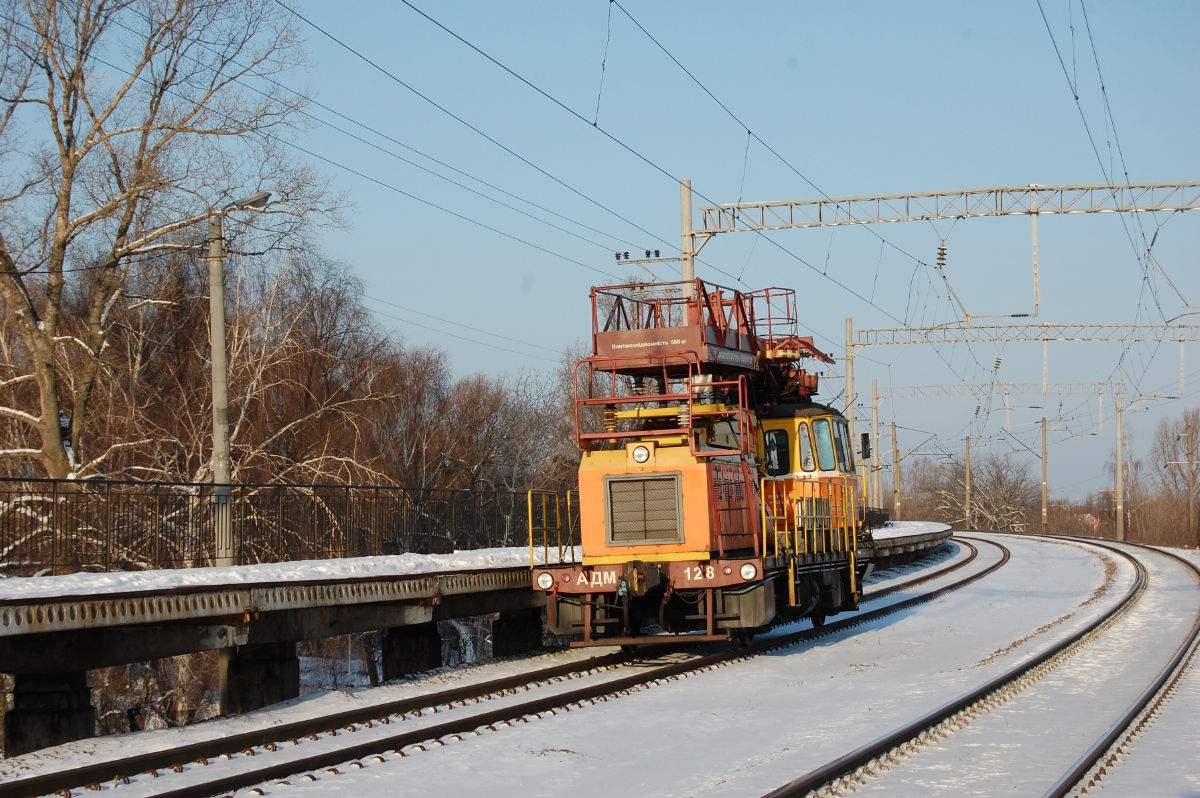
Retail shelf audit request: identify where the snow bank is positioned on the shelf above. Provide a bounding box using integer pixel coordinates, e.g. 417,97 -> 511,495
873,520 -> 952,541
0,546 -> 580,603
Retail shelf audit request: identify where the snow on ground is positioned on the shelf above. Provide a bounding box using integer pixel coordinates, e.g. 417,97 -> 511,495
850,540 -> 1200,797
0,542 -> 966,787
36,533 -> 1133,798
216,534 -> 1126,798
0,546 -> 581,602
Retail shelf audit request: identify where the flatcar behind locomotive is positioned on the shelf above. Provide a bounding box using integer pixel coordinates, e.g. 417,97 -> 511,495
530,279 -> 874,646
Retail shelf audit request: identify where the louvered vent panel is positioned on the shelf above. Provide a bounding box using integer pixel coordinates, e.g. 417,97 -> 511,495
607,476 -> 681,544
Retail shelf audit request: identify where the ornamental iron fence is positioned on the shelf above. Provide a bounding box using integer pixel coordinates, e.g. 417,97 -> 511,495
0,479 -> 549,576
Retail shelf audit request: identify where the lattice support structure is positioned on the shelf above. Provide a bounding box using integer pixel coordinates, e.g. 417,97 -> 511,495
699,183 -> 1200,233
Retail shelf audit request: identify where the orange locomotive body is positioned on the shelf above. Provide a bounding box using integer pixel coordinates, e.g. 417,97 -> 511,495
530,280 -> 874,646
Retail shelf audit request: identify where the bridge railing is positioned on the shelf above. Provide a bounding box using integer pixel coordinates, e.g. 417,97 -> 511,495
0,479 -> 555,576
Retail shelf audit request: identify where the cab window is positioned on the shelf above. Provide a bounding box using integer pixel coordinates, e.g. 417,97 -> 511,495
797,421 -> 816,471
812,418 -> 837,471
832,419 -> 854,471
763,429 -> 790,476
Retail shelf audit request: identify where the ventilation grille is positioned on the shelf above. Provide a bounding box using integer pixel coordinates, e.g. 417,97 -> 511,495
607,475 -> 682,544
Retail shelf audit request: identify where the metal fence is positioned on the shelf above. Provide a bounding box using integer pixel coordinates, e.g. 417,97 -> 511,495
0,479 -> 547,576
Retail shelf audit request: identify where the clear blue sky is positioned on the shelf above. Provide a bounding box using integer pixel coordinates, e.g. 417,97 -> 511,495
280,1 -> 1198,500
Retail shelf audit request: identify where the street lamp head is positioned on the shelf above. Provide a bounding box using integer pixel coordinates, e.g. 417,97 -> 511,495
224,190 -> 272,211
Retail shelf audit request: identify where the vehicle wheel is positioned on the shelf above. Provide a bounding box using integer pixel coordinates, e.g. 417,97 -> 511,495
810,613 -> 826,629
734,630 -> 755,648
620,644 -> 639,654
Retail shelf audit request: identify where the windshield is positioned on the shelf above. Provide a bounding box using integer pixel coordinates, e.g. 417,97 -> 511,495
812,418 -> 836,471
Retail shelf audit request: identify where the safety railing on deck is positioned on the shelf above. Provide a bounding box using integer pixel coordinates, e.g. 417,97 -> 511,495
760,475 -> 860,558
0,478 -> 568,576
527,489 -> 578,568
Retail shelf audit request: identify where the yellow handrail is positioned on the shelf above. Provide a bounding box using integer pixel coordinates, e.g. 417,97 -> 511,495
759,475 -> 861,558
528,489 -> 576,568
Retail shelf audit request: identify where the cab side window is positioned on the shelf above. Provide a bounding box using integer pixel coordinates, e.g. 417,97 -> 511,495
763,429 -> 790,476
797,422 -> 816,471
832,419 -> 854,471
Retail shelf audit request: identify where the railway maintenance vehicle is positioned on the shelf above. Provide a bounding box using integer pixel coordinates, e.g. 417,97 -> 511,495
530,276 -> 875,646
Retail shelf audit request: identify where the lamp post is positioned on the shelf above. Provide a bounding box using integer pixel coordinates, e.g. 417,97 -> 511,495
207,191 -> 269,717
205,191 -> 270,568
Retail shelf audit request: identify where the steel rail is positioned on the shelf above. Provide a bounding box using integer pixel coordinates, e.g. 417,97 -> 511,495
0,539 -> 967,798
30,538 -> 997,798
1043,542 -> 1200,798
762,534 -> 1146,798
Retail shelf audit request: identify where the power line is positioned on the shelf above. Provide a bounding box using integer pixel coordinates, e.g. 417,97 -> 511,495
366,296 -> 562,354
271,136 -> 622,280
600,1 -> 983,383
609,0 -> 933,271
366,305 -> 559,363
0,10 -> 624,288
272,0 -> 685,264
1036,0 -> 1169,398
379,0 -> 976,382
93,4 -> 654,262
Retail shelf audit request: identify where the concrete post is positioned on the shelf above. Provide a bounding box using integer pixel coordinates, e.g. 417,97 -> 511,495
1187,424 -> 1196,548
965,436 -> 972,531
3,672 -> 95,756
1041,417 -> 1049,533
845,317 -> 855,463
680,179 -> 695,299
207,212 -> 233,567
871,379 -> 881,508
891,422 -> 901,521
1116,393 -> 1125,542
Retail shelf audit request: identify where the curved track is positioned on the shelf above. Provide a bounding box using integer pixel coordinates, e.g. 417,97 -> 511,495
7,539 -> 991,798
762,535 -> 1200,798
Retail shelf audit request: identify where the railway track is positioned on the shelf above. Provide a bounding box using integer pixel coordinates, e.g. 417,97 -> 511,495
762,535 -> 1200,798
5,538 -> 988,798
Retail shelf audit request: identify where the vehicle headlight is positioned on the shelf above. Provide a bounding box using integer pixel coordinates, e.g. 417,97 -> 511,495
739,563 -> 758,581
632,445 -> 650,464
536,572 -> 554,590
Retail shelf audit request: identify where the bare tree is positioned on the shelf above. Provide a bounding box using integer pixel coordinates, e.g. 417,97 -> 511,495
0,0 -> 336,478
69,248 -> 399,484
1103,407 -> 1200,548
907,451 -> 1037,531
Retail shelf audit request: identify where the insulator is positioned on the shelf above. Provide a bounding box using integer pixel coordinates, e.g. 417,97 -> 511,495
677,407 -> 690,428
644,250 -> 651,259
623,252 -> 630,260
603,408 -> 617,432
937,243 -> 947,268
994,356 -> 1002,371
654,250 -> 660,258
614,252 -> 621,261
